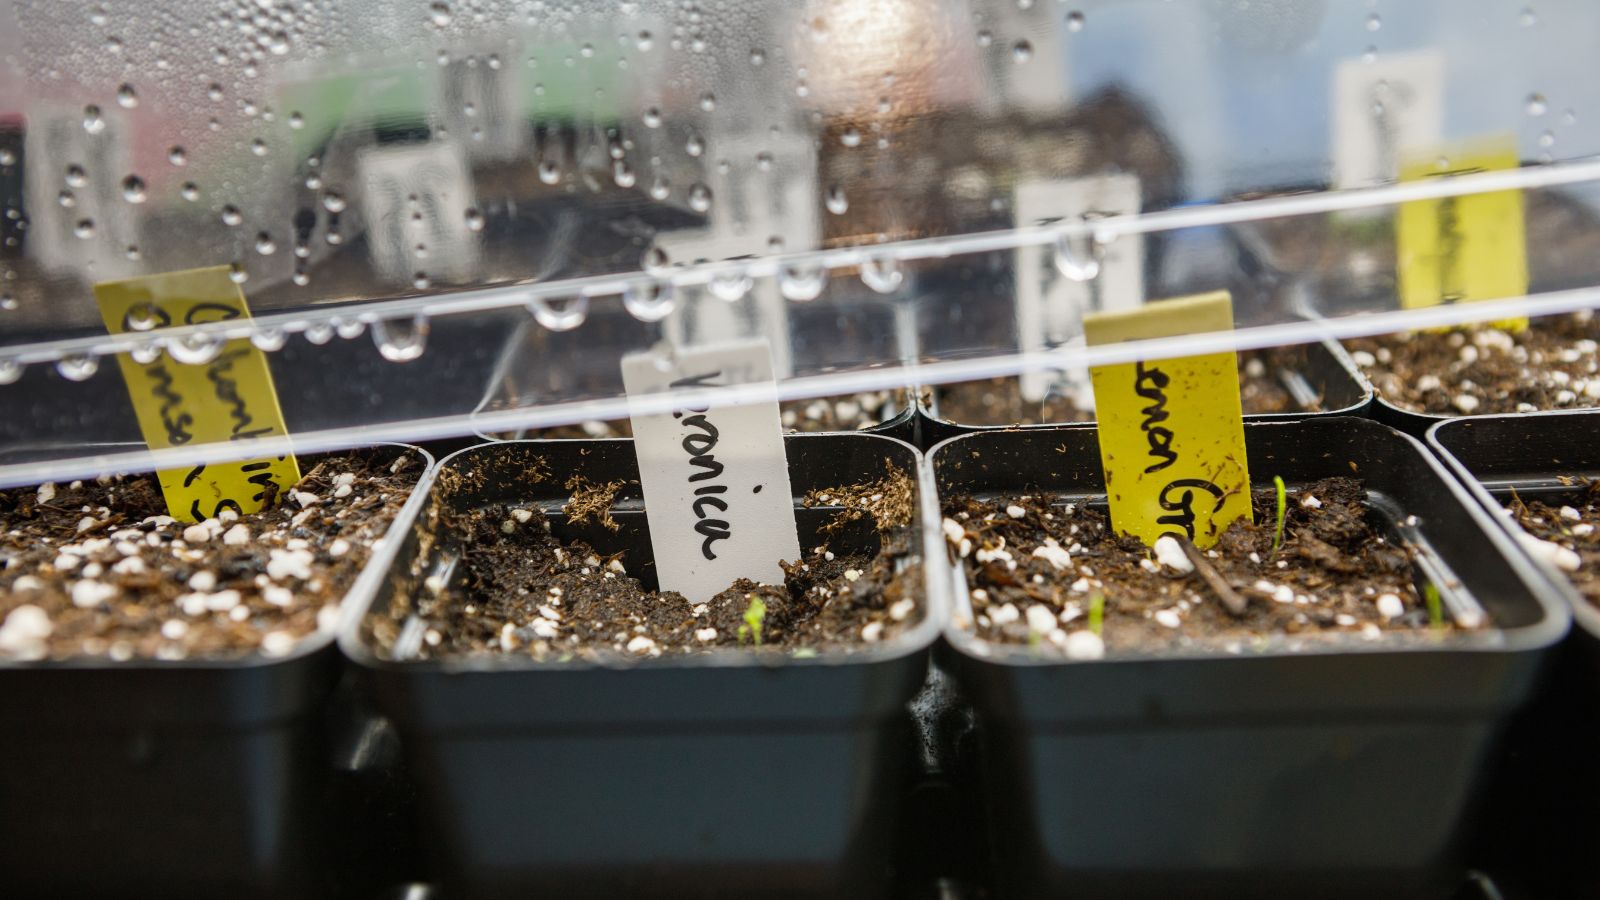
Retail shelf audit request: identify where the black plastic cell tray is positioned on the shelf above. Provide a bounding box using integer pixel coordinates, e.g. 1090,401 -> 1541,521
342,434 -> 938,899
0,445 -> 435,900
918,338 -> 1371,447
926,417 -> 1566,900
1429,411 -> 1600,898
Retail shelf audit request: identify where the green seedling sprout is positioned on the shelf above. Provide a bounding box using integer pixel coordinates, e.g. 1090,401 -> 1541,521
1425,583 -> 1444,631
1087,592 -> 1106,637
737,594 -> 767,646
1271,475 -> 1288,557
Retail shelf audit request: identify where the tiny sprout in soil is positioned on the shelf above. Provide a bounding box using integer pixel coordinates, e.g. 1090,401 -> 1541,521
1425,582 -> 1444,631
1088,592 -> 1106,636
1271,475 -> 1288,557
738,594 -> 767,646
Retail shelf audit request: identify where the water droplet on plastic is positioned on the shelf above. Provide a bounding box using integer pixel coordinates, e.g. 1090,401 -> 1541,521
116,84 -> 139,109
372,314 -> 430,362
73,219 -> 96,239
749,48 -> 767,66
825,185 -> 849,215
304,322 -> 334,345
642,107 -> 662,128
288,111 -> 304,130
334,317 -> 365,340
1362,45 -> 1377,64
56,354 -> 99,381
860,255 -> 903,294
228,262 -> 248,284
1053,232 -> 1102,281
1519,6 -> 1537,26
221,205 -> 243,227
65,165 -> 88,188
1526,93 -> 1548,116
464,208 -> 485,232
0,149 -> 14,167
1012,40 -> 1033,63
181,182 -> 200,201
538,160 -> 560,184
255,232 -> 277,255
779,262 -> 827,301
83,106 -> 105,134
58,190 -> 77,209
0,358 -> 22,385
251,328 -> 287,352
685,131 -> 705,157
709,269 -> 752,302
1066,10 -> 1086,31
126,302 -> 161,332
121,175 -> 146,204
642,245 -> 672,275
1365,13 -> 1382,31
840,128 -> 861,148
528,295 -> 589,331
321,191 -> 347,214
128,339 -> 162,365
636,30 -> 654,51
612,159 -> 637,188
167,146 -> 187,167
622,281 -> 677,322
648,175 -> 671,201
250,138 -> 268,157
429,1 -> 452,27
169,332 -> 223,365
688,183 -> 713,213
1538,129 -> 1556,149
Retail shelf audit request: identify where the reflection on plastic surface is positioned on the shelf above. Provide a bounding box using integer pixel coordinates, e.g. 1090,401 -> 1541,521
0,0 -> 1597,482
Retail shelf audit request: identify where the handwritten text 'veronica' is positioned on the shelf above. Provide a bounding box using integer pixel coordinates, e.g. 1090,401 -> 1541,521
670,370 -> 733,560
1133,360 -> 1226,541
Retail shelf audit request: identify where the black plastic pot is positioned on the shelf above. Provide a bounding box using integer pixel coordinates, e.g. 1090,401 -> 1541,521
0,444 -> 436,900
925,417 -> 1566,899
1429,410 -> 1600,898
918,339 -> 1370,447
342,433 -> 938,899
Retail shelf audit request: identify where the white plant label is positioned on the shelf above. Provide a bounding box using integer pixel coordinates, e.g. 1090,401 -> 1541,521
622,338 -> 800,602
357,140 -> 480,286
1015,173 -> 1143,402
1332,49 -> 1444,189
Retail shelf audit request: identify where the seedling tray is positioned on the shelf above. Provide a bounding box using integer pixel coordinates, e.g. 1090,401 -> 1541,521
0,444 -> 436,900
341,434 -> 938,899
924,417 -> 1565,899
1429,410 -> 1600,898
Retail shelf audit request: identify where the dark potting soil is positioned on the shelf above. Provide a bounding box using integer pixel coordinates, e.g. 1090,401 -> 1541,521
943,477 -> 1468,656
372,464 -> 923,660
932,348 -> 1320,426
0,451 -> 424,661
1507,481 -> 1600,609
519,390 -> 907,439
1346,313 -> 1600,415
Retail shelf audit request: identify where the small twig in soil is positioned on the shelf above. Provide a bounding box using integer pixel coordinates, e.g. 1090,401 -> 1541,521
1178,537 -> 1249,618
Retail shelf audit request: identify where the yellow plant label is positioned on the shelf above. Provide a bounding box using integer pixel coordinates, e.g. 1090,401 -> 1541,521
1397,142 -> 1528,329
1086,290 -> 1251,549
94,266 -> 300,523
